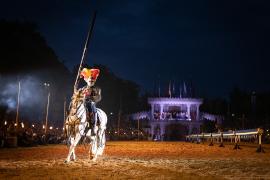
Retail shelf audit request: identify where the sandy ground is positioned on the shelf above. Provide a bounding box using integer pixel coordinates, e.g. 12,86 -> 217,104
0,141 -> 270,180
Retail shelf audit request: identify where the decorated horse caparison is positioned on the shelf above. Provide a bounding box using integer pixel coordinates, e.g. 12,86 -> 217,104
64,68 -> 107,163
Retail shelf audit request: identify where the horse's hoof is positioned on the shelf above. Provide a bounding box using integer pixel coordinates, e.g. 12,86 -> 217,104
92,157 -> 97,161
64,160 -> 69,164
89,153 -> 93,159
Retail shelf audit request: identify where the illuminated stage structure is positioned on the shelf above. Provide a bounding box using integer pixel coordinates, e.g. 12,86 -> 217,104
131,97 -> 203,141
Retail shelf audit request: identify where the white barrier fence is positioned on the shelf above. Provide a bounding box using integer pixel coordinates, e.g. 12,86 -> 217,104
186,128 -> 264,153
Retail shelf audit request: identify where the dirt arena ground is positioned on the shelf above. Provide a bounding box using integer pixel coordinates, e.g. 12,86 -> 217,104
0,141 -> 270,179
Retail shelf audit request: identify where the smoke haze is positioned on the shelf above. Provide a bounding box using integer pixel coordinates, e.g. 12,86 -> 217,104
0,75 -> 47,122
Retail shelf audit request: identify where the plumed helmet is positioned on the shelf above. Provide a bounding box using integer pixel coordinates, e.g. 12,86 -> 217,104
80,68 -> 100,82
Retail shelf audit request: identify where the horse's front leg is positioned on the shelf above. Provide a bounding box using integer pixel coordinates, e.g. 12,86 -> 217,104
97,129 -> 106,156
65,137 -> 74,163
65,133 -> 81,163
88,133 -> 98,161
86,129 -> 93,160
91,137 -> 98,161
71,146 -> 76,161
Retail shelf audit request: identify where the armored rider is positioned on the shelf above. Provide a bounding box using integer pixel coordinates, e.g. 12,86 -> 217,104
79,68 -> 101,135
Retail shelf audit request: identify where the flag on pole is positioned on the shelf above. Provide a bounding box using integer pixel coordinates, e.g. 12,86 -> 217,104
183,81 -> 187,97
158,81 -> 161,97
168,81 -> 171,98
172,81 -> 175,97
179,85 -> 182,98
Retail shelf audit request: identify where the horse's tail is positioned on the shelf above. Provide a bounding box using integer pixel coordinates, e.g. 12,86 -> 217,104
97,108 -> 107,130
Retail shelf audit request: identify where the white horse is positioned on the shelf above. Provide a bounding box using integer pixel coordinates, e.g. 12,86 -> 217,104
64,99 -> 107,163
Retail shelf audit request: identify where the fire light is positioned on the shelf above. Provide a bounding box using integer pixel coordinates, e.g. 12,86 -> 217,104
4,121 -> 7,125
32,124 -> 35,128
49,126 -> 53,130
14,123 -> 17,126
43,125 -> 45,129
21,122 -> 24,128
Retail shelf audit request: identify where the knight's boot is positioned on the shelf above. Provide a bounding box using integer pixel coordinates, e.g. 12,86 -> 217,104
91,129 -> 96,136
91,113 -> 97,136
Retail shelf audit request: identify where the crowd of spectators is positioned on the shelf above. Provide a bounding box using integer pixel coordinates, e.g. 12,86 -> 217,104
0,122 -> 150,147
0,121 -> 65,148
153,111 -> 188,120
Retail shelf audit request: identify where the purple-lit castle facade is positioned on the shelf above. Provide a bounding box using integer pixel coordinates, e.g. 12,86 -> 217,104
131,97 -> 203,141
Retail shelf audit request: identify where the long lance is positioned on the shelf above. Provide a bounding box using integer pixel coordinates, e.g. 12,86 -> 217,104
74,11 -> 97,92
64,12 -> 97,137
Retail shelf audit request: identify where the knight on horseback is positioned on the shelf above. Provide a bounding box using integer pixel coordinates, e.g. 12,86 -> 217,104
64,67 -> 107,163
79,68 -> 101,136
64,13 -> 107,163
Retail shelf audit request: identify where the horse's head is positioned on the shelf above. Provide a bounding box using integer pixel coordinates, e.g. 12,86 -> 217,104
65,95 -> 86,140
64,115 -> 80,139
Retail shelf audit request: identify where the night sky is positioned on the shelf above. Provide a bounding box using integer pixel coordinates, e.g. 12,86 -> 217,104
1,0 -> 270,98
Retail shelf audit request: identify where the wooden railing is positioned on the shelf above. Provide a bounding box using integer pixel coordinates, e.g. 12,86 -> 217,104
186,128 -> 265,153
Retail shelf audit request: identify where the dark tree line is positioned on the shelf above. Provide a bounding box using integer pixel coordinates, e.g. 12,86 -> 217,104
201,87 -> 270,132
228,88 -> 270,129
0,20 -> 72,126
0,20 -> 144,129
